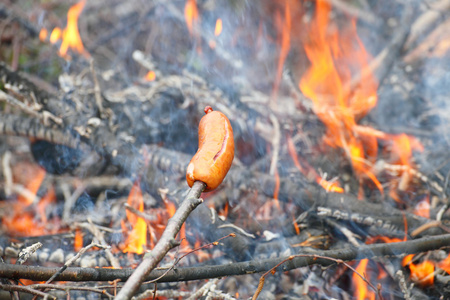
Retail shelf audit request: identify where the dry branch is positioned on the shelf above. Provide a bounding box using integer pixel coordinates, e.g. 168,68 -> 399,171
115,181 -> 206,300
1,233 -> 450,284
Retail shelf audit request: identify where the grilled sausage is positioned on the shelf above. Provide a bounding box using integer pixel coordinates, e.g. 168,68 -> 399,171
186,106 -> 234,191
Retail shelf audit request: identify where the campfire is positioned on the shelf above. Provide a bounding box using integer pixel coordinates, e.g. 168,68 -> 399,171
1,0 -> 450,299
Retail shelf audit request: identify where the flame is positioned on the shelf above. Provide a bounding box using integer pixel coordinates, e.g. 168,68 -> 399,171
402,254 -> 435,287
293,216 -> 300,235
214,18 -> 223,36
18,165 -> 46,205
353,259 -> 376,300
45,1 -> 89,58
50,28 -> 62,44
59,0 -> 89,58
74,228 -> 83,252
366,235 -> 404,244
184,0 -> 199,36
122,181 -> 147,254
2,165 -> 61,237
298,0 -> 422,193
218,202 -> 229,220
39,28 -> 48,41
438,253 -> 450,274
145,70 -> 156,81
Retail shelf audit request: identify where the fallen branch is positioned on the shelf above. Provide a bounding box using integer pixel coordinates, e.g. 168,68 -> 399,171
1,233 -> 450,284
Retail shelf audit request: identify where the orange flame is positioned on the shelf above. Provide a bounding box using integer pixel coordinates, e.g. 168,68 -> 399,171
59,0 -> 89,58
298,0 -> 422,193
50,28 -> 62,44
74,228 -> 83,252
214,18 -> 223,36
2,165 -> 61,237
353,259 -> 376,300
123,181 -> 147,254
438,253 -> 450,275
184,0 -> 199,36
402,254 -> 435,287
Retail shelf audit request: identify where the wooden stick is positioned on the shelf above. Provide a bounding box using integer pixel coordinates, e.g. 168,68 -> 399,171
114,181 -> 206,300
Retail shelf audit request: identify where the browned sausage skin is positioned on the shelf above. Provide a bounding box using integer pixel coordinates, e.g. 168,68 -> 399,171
186,106 -> 234,192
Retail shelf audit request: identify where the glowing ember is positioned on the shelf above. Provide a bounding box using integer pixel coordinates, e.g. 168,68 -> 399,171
214,18 -> 223,36
122,181 -> 147,254
184,0 -> 199,36
353,259 -> 376,300
145,70 -> 156,81
298,0 -> 422,193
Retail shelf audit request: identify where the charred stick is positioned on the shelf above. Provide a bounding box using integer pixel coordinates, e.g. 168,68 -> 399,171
2,233 -> 450,283
0,113 -> 82,149
114,180 -> 206,300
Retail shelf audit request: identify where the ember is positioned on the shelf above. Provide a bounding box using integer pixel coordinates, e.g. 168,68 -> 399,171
1,0 -> 450,299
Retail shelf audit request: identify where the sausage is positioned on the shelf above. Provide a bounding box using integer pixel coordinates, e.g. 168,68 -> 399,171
186,106 -> 234,192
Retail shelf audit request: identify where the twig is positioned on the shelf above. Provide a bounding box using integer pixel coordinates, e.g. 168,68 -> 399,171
396,270 -> 412,300
404,0 -> 450,50
269,113 -> 281,177
0,89 -> 41,119
186,279 -> 218,300
124,203 -> 157,222
144,233 -> 236,285
80,219 -> 121,269
45,241 -> 108,285
325,0 -> 378,25
90,59 -> 104,116
115,180 -> 206,300
0,283 -> 56,299
1,151 -> 13,197
30,283 -> 114,299
16,242 -> 42,265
